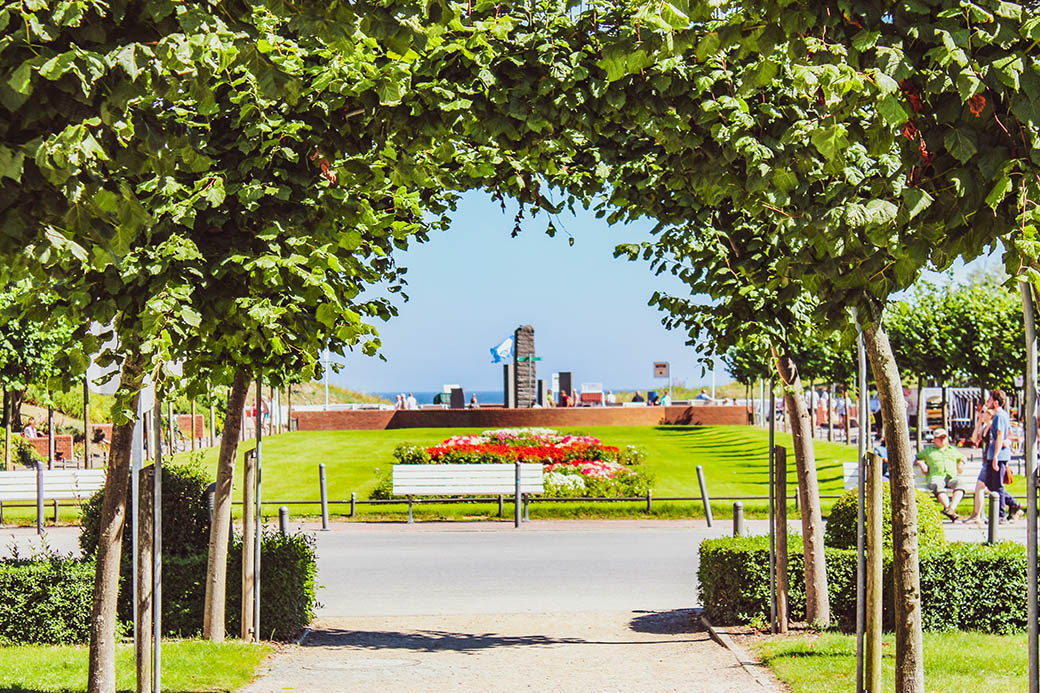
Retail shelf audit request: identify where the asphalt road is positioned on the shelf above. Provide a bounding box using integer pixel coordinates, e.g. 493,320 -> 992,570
310,520 -> 733,617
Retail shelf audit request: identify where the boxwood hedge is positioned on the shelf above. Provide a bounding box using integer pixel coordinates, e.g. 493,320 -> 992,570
699,535 -> 1025,634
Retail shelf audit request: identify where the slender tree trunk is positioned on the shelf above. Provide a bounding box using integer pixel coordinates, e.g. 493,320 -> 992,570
862,317 -> 923,693
88,358 -> 144,693
774,349 -> 830,627
9,389 -> 22,431
916,375 -> 925,452
203,368 -> 250,641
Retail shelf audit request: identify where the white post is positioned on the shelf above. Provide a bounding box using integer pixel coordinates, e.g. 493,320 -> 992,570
152,396 -> 163,692
253,374 -> 262,642
1020,280 -> 1038,693
131,398 -> 143,689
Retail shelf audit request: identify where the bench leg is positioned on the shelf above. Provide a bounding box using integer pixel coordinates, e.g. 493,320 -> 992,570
54,499 -> 59,523
407,496 -> 414,524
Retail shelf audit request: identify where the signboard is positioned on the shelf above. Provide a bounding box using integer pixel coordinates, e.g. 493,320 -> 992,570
653,362 -> 670,378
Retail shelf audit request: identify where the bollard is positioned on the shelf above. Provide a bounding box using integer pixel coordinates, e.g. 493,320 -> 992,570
523,494 -> 530,522
696,464 -> 713,527
733,501 -> 744,537
279,506 -> 289,536
407,495 -> 414,524
498,494 -> 504,518
350,491 -> 356,519
318,463 -> 329,530
988,491 -> 1000,544
514,461 -> 521,529
646,489 -> 653,514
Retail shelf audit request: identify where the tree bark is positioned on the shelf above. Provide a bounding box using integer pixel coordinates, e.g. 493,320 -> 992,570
774,350 -> 830,627
9,389 -> 23,431
88,357 -> 144,693
203,368 -> 250,641
916,375 -> 925,453
862,317 -> 924,693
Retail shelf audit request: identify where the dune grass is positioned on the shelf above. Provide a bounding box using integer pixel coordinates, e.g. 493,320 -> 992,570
749,630 -> 1026,692
164,424 -> 862,522
0,639 -> 271,692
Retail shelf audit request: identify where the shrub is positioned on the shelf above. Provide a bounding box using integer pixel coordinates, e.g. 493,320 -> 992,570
698,535 -> 1026,634
122,530 -> 318,641
0,430 -> 44,467
824,484 -> 946,551
0,555 -> 95,644
80,460 -> 211,558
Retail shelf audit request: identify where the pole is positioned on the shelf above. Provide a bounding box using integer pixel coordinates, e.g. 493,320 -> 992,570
696,464 -> 713,527
865,451 -> 883,691
732,501 -> 744,537
514,461 -> 521,529
319,463 -> 329,530
856,318 -> 868,693
241,449 -> 255,641
253,375 -> 262,642
989,492 -> 1000,544
3,389 -> 9,472
152,396 -> 163,693
1020,279 -> 1039,693
774,445 -> 789,633
130,399 -> 143,688
35,460 -> 43,535
279,506 -> 289,536
47,398 -> 54,469
287,385 -> 293,433
190,401 -> 196,451
135,466 -> 152,693
83,378 -> 90,468
168,400 -> 175,455
768,379 -> 776,634
210,402 -> 216,449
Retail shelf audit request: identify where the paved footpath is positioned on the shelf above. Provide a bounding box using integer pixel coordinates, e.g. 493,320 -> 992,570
242,520 -> 777,692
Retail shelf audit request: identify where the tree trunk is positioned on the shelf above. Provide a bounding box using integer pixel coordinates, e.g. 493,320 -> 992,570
916,375 -> 925,453
9,389 -> 23,433
203,368 -> 250,641
862,317 -> 924,693
774,349 -> 830,627
87,358 -> 144,693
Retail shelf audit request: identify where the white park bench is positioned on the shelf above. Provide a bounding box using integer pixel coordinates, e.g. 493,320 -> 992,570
392,463 -> 544,524
843,459 -> 982,494
0,468 -> 106,524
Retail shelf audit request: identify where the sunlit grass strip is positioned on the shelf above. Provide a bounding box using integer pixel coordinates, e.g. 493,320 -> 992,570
748,631 -> 1027,692
0,639 -> 271,692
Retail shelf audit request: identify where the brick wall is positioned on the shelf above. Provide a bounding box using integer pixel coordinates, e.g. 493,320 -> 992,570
22,434 -> 74,461
293,405 -> 748,431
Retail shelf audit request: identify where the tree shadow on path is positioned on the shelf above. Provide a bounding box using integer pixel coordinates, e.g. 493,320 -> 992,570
628,608 -> 705,635
303,628 -> 585,653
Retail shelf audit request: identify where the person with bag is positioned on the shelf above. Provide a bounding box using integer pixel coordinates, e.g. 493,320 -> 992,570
982,389 -> 1022,523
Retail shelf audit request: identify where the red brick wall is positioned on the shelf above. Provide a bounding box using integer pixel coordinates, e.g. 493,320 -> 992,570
176,414 -> 207,439
293,405 -> 748,431
21,434 -> 74,461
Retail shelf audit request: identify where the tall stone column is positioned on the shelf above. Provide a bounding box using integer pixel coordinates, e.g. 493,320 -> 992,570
513,325 -> 536,408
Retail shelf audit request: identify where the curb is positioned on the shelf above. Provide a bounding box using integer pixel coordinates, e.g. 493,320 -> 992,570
699,614 -> 777,690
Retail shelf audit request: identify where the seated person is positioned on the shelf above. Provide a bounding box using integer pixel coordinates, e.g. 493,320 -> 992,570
631,392 -> 645,403
914,427 -> 964,521
22,416 -> 38,439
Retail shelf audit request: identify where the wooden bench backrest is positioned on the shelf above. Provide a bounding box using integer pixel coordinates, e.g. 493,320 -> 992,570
393,463 -> 544,495
0,469 -> 106,501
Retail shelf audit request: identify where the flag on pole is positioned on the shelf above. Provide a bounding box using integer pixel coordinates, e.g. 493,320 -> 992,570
490,336 -> 514,364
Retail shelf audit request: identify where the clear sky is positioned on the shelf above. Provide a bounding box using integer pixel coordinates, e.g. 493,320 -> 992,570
332,191 -> 1004,395
334,191 -> 718,394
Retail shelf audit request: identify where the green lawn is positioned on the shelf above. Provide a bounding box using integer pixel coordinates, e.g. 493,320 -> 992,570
0,639 -> 271,692
168,424 -> 862,521
748,631 -> 1027,692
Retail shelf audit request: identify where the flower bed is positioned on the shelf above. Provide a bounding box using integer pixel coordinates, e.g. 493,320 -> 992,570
380,428 -> 651,498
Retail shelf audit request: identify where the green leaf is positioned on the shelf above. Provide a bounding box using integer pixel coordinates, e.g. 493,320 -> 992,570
986,175 -> 1012,210
39,52 -> 76,80
179,306 -> 202,328
658,2 -> 689,29
0,146 -> 24,182
810,125 -> 849,162
877,94 -> 908,127
8,61 -> 33,94
902,188 -> 933,220
944,130 -> 977,164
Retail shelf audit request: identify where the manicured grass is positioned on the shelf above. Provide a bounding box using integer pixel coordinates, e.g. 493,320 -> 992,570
171,425 -> 862,521
0,639 -> 271,692
748,631 -> 1027,692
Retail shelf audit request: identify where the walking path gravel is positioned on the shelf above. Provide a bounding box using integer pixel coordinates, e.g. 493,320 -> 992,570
241,610 -> 777,692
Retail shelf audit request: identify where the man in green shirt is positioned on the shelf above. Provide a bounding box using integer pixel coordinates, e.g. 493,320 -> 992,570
914,428 -> 965,521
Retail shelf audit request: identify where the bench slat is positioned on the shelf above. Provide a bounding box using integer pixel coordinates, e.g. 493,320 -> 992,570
393,463 -> 544,495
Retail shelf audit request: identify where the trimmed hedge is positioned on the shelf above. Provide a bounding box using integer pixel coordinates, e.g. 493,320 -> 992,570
825,485 -> 947,552
0,557 -> 96,644
699,535 -> 1025,634
118,531 -> 319,641
80,461 -> 317,642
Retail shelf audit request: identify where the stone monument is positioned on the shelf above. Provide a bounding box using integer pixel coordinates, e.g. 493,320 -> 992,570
513,325 -> 537,408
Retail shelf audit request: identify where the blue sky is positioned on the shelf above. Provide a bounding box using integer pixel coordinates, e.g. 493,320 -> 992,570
333,191 -> 1004,395
335,191 -> 715,394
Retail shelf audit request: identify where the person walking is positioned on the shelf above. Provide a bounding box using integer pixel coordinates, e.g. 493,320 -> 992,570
982,389 -> 1021,523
